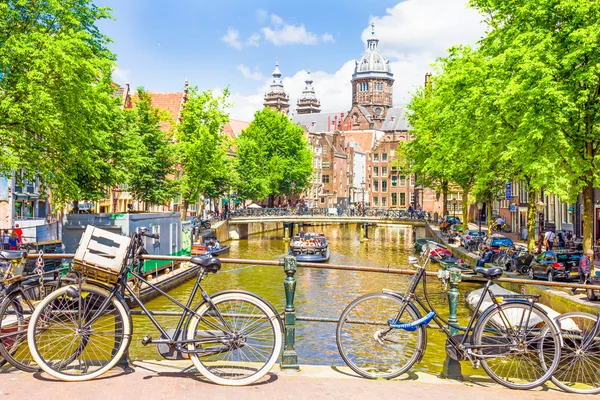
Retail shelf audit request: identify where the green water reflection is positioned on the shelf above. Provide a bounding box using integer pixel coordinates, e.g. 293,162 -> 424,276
129,224 -> 481,376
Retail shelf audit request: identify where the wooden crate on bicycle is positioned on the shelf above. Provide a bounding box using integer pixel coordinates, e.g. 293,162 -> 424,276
73,226 -> 131,285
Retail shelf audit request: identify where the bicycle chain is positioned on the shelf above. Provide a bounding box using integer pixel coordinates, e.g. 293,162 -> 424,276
35,250 -> 45,286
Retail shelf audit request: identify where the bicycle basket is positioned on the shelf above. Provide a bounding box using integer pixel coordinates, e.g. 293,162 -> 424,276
73,226 -> 131,285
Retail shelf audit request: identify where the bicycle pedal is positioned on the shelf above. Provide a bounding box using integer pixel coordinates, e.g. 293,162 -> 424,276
141,335 -> 153,346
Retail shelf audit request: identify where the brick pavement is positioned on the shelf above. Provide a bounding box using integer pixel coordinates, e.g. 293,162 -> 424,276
0,362 -> 591,400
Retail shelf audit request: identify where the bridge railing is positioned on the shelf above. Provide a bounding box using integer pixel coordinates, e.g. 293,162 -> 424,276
230,207 -> 433,220
26,252 -> 600,377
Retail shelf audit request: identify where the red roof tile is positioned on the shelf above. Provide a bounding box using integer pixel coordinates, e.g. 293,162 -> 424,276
131,92 -> 184,132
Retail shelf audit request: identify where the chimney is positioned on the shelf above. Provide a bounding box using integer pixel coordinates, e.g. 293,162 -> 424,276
328,116 -> 331,132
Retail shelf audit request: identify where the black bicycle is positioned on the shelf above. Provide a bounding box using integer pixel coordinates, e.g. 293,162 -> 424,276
27,227 -> 283,385
0,249 -> 71,372
336,241 -> 562,390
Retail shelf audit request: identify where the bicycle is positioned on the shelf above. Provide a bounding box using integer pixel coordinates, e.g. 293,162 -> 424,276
0,249 -> 71,372
493,223 -> 511,233
336,241 -> 562,390
27,226 -> 283,385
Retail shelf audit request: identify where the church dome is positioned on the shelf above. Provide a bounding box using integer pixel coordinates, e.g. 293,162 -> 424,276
352,24 -> 393,80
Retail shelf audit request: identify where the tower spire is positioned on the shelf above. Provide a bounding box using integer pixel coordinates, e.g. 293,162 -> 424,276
296,67 -> 321,114
264,58 -> 289,114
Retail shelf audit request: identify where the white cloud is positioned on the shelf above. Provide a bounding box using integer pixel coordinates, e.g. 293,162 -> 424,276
256,9 -> 268,24
112,66 -> 131,84
247,33 -> 260,47
221,27 -> 242,49
237,64 -> 265,81
270,13 -> 285,26
321,33 -> 335,43
259,12 -> 333,46
227,0 -> 485,120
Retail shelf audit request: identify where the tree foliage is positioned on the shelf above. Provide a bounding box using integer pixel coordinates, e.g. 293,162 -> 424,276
0,0 -> 127,204
125,88 -> 176,209
175,87 -> 232,219
235,107 -> 313,205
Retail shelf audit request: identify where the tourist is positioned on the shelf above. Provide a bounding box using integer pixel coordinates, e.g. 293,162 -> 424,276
544,229 -> 556,250
496,216 -> 504,230
572,249 -> 594,295
2,230 -> 9,250
13,224 -> 23,243
558,230 -> 566,249
8,231 -> 19,250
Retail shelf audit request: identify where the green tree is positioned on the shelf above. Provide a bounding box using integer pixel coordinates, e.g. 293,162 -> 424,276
0,0 -> 127,206
175,87 -> 231,220
470,0 -> 598,250
235,107 -> 313,206
125,88 -> 176,210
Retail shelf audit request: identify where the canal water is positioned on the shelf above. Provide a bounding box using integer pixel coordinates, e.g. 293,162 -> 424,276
129,224 -> 482,376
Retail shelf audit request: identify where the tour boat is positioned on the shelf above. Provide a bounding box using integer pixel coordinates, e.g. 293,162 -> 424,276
288,233 -> 330,263
203,237 -> 230,256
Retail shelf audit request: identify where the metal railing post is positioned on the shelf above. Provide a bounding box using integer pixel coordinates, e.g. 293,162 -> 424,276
281,255 -> 300,370
441,268 -> 463,380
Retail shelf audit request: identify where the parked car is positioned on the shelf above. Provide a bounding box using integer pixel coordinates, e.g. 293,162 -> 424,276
459,230 -> 485,247
528,251 -> 582,282
484,235 -> 514,253
443,216 -> 461,225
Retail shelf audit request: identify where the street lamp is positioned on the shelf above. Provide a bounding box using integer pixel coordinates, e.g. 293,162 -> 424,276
536,200 -> 545,253
360,181 -> 366,216
476,201 -> 483,235
291,181 -> 296,207
452,199 -> 457,221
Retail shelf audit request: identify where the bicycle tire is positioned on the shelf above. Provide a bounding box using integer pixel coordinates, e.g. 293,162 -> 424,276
336,293 -> 424,379
502,224 -> 511,233
0,282 -> 59,372
28,283 -> 131,382
473,302 -> 561,390
544,312 -> 600,394
187,292 -> 282,386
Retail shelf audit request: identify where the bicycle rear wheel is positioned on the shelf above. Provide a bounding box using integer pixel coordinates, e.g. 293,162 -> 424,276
27,283 -> 131,381
473,302 -> 561,390
545,312 -> 600,394
336,293 -> 424,379
0,282 -> 58,372
187,292 -> 282,386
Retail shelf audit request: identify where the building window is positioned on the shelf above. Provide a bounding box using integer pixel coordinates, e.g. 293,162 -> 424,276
410,175 -> 415,186
373,167 -> 379,176
322,160 -> 330,169
373,197 -> 378,207
373,180 -> 379,192
382,180 -> 388,192
400,193 -> 406,206
382,197 -> 387,207
391,193 -> 397,206
400,175 -> 406,187
391,176 -> 397,187
391,166 -> 397,172
322,175 -> 330,184
320,197 -> 325,204
382,153 -> 388,162
373,153 -> 379,162
381,167 -> 387,177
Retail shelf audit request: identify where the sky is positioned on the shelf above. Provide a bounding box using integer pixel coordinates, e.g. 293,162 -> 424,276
96,0 -> 487,121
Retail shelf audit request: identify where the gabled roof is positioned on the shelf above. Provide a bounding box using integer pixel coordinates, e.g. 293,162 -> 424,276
343,130 -> 384,153
381,108 -> 410,132
292,111 -> 347,132
147,92 -> 185,132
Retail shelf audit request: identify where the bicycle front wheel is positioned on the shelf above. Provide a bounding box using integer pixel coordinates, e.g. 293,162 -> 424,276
0,282 -> 58,372
546,312 -> 600,394
187,292 -> 282,386
27,283 -> 131,382
473,302 -> 561,390
336,293 -> 424,379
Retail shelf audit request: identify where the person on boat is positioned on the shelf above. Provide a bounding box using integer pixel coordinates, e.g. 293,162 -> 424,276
208,239 -> 216,249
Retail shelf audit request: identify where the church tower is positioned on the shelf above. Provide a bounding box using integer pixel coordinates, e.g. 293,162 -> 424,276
350,23 -> 394,126
296,68 -> 321,115
264,59 -> 290,115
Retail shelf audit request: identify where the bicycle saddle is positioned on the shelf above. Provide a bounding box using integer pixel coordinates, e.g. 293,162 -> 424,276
474,266 -> 503,280
0,250 -> 27,261
189,255 -> 221,273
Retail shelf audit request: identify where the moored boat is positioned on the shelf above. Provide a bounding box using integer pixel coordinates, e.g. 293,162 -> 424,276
288,233 -> 330,262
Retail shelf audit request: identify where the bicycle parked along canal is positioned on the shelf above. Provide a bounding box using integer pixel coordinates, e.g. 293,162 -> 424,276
0,248 -> 72,372
336,241 -> 562,390
27,226 -> 283,385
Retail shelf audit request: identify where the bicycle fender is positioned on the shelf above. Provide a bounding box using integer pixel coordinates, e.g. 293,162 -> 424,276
473,302 -> 563,348
380,290 -> 427,364
188,290 -> 284,334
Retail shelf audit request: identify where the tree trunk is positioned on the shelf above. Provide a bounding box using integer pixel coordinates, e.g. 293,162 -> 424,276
487,201 -> 493,234
73,200 -> 79,214
181,200 -> 189,221
442,181 -> 448,216
527,186 -> 537,253
583,163 -> 594,252
461,187 -> 469,234
268,194 -> 274,208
